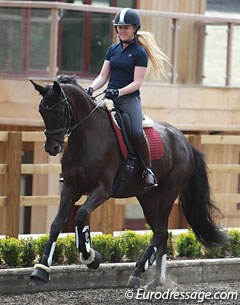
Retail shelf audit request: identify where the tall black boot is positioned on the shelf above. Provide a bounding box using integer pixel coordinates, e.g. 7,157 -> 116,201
133,134 -> 158,188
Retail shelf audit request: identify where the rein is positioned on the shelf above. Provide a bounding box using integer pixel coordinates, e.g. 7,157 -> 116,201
68,93 -> 106,135
42,87 -> 106,141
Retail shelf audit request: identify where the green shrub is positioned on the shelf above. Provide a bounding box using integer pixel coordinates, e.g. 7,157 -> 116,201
21,237 -> 37,266
203,245 -> 222,258
92,234 -> 114,262
1,237 -> 23,267
219,242 -> 231,257
176,232 -> 201,258
63,234 -> 79,264
0,238 -> 4,265
202,229 -> 239,259
141,232 -> 153,248
53,237 -> 65,264
0,229 -> 239,268
35,234 -> 49,259
229,229 -> 240,257
167,231 -> 175,257
121,231 -> 150,262
108,235 -> 126,263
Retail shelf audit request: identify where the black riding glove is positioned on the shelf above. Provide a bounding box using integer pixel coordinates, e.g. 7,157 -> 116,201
85,87 -> 94,97
104,89 -> 119,99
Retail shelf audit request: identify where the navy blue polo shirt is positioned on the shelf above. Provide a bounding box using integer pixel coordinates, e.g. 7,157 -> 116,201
105,40 -> 148,98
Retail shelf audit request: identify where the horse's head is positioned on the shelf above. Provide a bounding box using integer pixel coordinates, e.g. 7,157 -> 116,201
31,80 -> 71,156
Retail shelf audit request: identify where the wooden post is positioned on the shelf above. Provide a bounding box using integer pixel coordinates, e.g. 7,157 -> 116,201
101,199 -> 115,234
171,18 -> 179,84
188,134 -> 202,150
0,140 -> 7,235
49,8 -> 59,79
6,132 -> 22,238
225,22 -> 233,86
169,203 -> 188,229
89,199 -> 116,234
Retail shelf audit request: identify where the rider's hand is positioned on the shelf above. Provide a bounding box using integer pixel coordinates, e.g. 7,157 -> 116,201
85,87 -> 94,97
104,89 -> 119,99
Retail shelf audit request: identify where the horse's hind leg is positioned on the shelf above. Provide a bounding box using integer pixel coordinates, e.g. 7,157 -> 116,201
127,186 -> 179,289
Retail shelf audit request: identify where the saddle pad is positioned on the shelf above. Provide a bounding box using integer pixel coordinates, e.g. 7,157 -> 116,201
108,111 -> 164,160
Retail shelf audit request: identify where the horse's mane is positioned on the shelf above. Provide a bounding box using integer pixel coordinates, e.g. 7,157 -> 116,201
54,75 -> 95,109
55,74 -> 80,86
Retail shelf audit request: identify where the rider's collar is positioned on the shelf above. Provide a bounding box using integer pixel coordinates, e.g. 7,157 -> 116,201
120,38 -> 135,46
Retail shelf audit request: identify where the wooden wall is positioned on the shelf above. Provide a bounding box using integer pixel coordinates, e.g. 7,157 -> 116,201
30,142 -> 60,234
141,83 -> 240,131
200,142 -> 240,228
1,79 -> 240,132
138,0 -> 206,83
0,142 -> 7,234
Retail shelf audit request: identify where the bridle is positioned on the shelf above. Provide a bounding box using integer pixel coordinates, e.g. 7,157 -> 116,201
40,86 -> 105,143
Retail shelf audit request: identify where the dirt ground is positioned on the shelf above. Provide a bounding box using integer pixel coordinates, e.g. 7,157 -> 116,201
0,281 -> 239,305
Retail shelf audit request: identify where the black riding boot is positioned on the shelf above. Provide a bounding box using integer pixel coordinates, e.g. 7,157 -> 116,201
133,134 -> 158,188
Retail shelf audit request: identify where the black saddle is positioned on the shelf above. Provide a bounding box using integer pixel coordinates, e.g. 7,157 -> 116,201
114,109 -> 135,157
111,108 -> 136,196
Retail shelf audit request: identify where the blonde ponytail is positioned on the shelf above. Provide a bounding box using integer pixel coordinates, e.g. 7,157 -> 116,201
136,31 -> 170,80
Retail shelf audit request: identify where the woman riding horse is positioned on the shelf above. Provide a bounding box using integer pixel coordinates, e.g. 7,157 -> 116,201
87,8 -> 169,188
29,9 -> 228,290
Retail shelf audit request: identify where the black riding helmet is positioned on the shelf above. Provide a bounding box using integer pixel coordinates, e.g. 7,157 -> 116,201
114,8 -> 141,33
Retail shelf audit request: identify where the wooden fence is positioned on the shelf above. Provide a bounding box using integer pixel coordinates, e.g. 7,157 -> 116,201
0,131 -> 240,237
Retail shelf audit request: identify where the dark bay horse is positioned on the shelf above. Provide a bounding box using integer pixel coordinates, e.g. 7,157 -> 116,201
30,75 -> 228,288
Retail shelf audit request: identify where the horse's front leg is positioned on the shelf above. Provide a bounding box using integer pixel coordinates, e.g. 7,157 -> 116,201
75,186 -> 110,269
30,185 -> 77,285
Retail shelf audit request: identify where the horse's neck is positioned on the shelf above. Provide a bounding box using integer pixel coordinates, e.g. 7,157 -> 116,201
63,114 -> 109,170
72,93 -> 94,120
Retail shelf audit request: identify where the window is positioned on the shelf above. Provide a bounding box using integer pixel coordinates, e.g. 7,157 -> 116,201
0,0 -> 136,78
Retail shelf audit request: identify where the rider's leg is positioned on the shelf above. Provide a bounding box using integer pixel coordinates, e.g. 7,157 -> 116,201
133,132 -> 158,187
115,95 -> 158,188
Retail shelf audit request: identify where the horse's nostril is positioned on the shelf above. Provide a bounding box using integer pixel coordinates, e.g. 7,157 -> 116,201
53,146 -> 60,155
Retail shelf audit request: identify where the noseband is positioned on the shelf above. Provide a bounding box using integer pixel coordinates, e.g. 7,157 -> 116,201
40,90 -> 73,143
41,86 -> 105,143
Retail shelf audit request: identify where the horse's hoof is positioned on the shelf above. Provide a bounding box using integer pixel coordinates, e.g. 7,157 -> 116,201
87,250 -> 102,270
29,278 -> 46,286
127,275 -> 141,288
30,267 -> 50,284
143,278 -> 160,290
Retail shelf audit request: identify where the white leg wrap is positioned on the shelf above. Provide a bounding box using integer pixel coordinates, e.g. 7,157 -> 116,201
34,263 -> 51,273
75,226 -> 79,249
79,248 -> 95,265
144,260 -> 149,271
82,225 -> 91,253
47,241 -> 56,267
144,246 -> 157,271
75,225 -> 91,253
160,254 -> 167,284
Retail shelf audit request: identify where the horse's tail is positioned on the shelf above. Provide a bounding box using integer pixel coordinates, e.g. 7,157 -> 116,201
179,145 -> 229,247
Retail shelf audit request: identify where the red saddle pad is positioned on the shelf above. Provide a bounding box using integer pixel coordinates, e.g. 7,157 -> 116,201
108,111 -> 164,160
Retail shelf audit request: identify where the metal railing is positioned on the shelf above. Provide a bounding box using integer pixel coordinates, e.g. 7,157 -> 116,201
0,1 -> 240,85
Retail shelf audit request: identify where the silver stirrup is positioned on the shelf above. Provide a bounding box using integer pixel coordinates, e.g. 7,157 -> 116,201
142,168 -> 158,187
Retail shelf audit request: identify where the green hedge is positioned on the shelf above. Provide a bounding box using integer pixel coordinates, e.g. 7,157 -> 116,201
0,229 -> 239,268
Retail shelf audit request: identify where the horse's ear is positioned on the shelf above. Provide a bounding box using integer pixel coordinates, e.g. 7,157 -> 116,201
30,80 -> 46,96
53,81 -> 62,95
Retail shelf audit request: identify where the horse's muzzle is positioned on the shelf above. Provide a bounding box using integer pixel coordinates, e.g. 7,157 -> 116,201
44,140 -> 64,156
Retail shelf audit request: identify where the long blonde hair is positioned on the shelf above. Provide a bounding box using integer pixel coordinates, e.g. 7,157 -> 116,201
136,31 -> 170,80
